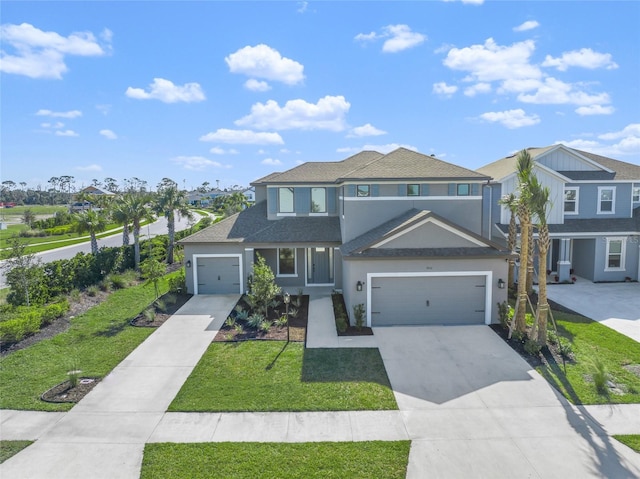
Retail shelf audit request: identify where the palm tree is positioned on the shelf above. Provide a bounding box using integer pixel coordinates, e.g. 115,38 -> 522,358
110,196 -> 132,246
498,192 -> 518,291
73,210 -> 108,255
530,176 -> 551,346
154,183 -> 193,264
121,193 -> 154,270
513,149 -> 534,335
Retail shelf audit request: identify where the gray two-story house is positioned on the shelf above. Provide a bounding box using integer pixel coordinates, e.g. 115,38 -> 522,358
478,144 -> 640,283
179,148 -> 510,326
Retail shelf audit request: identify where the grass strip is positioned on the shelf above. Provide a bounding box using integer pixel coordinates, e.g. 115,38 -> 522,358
0,440 -> 33,463
535,308 -> 640,405
169,341 -> 397,412
142,441 -> 410,479
0,273 -> 176,411
614,435 -> 640,453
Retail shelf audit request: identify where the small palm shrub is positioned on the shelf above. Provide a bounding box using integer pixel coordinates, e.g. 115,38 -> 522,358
234,323 -> 244,334
86,285 -> 100,297
336,314 -> 348,333
558,338 -> 573,358
247,313 -> 264,329
353,303 -> 365,331
225,316 -> 236,327
288,307 -> 298,319
275,315 -> 288,327
592,358 -> 609,395
524,338 -> 541,355
259,320 -> 272,333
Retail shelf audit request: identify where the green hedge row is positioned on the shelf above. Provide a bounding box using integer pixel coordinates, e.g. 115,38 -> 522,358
0,300 -> 69,344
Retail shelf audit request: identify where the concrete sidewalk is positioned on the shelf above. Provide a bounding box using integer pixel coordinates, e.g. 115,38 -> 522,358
0,294 -> 239,479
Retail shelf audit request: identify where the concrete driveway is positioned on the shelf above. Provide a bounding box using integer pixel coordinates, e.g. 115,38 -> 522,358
546,280 -> 640,343
375,325 -> 640,478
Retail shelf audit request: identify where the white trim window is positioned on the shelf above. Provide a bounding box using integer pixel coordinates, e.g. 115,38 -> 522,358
277,248 -> 297,276
278,187 -> 294,213
456,184 -> 470,196
311,187 -> 327,213
357,185 -> 370,197
597,187 -> 615,214
633,186 -> 640,202
605,237 -> 625,271
564,187 -> 579,215
407,184 -> 420,196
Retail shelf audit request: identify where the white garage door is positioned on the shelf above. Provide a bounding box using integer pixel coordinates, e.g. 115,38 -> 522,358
196,257 -> 241,294
370,275 -> 486,326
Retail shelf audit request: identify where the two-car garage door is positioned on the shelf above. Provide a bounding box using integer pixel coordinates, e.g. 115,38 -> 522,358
196,256 -> 241,294
370,275 -> 487,326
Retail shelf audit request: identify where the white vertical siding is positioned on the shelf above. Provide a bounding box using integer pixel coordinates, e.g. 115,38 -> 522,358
499,168 -> 564,225
537,149 -> 600,172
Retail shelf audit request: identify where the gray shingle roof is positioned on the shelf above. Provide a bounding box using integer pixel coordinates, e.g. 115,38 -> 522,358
252,148 -> 488,185
341,209 -> 508,258
477,145 -> 640,181
178,201 -> 342,244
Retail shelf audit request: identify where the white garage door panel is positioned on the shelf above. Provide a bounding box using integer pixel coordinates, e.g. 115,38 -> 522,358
371,276 -> 486,326
197,257 -> 241,294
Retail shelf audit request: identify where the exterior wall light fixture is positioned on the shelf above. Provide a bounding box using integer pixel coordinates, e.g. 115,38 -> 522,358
498,278 -> 505,289
356,281 -> 363,292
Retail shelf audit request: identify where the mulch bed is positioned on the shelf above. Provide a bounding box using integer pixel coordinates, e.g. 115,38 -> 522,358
41,377 -> 101,403
130,293 -> 193,327
331,292 -> 373,336
213,294 -> 309,342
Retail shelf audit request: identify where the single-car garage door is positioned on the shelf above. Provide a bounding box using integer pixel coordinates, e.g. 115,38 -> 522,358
196,257 -> 241,294
370,275 -> 486,326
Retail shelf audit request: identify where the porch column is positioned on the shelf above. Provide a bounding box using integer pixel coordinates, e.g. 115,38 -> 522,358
557,238 -> 572,282
244,248 -> 254,294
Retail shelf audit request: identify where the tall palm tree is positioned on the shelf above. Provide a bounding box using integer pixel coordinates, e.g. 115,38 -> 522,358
110,196 -> 132,246
514,149 -> 534,335
154,183 -> 193,264
121,193 -> 154,270
498,192 -> 518,291
530,176 -> 551,346
73,210 -> 108,255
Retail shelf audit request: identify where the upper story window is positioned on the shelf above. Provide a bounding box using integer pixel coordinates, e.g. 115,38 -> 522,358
311,187 -> 326,213
564,188 -> 579,215
357,185 -> 370,197
633,186 -> 640,202
278,187 -> 294,213
605,238 -> 625,271
456,184 -> 470,196
597,187 -> 615,214
407,184 -> 420,196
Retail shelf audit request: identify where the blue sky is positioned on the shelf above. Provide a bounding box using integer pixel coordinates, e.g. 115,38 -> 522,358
2,1 -> 639,192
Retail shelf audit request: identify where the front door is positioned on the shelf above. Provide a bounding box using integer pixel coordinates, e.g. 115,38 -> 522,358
307,247 -> 333,284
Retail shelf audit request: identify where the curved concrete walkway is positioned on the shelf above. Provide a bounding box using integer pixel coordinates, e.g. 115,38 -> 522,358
2,294 -> 640,478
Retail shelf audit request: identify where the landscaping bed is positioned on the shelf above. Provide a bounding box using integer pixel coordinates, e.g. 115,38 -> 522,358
331,292 -> 373,336
41,377 -> 101,403
213,294 -> 309,342
142,441 -> 410,479
130,292 -> 193,328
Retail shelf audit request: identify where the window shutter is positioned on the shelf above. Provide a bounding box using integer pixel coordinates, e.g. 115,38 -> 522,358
448,183 -> 455,196
371,184 -> 379,197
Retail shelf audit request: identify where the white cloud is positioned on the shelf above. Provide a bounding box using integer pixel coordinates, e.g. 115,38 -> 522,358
382,25 -> 426,53
200,129 -> 284,145
443,0 -> 485,5
225,44 -> 304,85
40,121 -> 64,129
96,104 -> 111,115
598,124 -> 640,141
356,25 -> 426,53
261,158 -> 282,166
257,149 -> 268,155
575,105 -> 615,116
36,109 -> 82,118
235,95 -> 350,131
297,1 -> 308,13
209,147 -> 239,155
513,20 -> 540,32
517,77 -> 610,106
76,164 -> 102,172
432,82 -> 458,97
479,109 -> 540,129
444,38 -> 541,84
99,129 -> 117,140
0,23 -> 110,79
559,125 -> 640,157
125,78 -> 205,103
171,156 -> 231,171
542,48 -> 618,71
244,79 -> 271,91
347,123 -> 387,138
464,82 -> 491,97
55,129 -> 79,137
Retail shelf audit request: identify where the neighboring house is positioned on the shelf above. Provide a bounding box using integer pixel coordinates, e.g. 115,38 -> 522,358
79,186 -> 115,196
70,186 -> 115,211
179,148 -> 510,326
242,187 -> 255,204
478,144 -> 640,283
187,188 -> 229,207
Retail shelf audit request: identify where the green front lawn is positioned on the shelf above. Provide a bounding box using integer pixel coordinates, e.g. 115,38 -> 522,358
141,441 -> 410,479
169,342 -> 397,412
0,441 -> 33,463
614,435 -> 640,453
536,309 -> 640,405
0,273 -> 176,411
